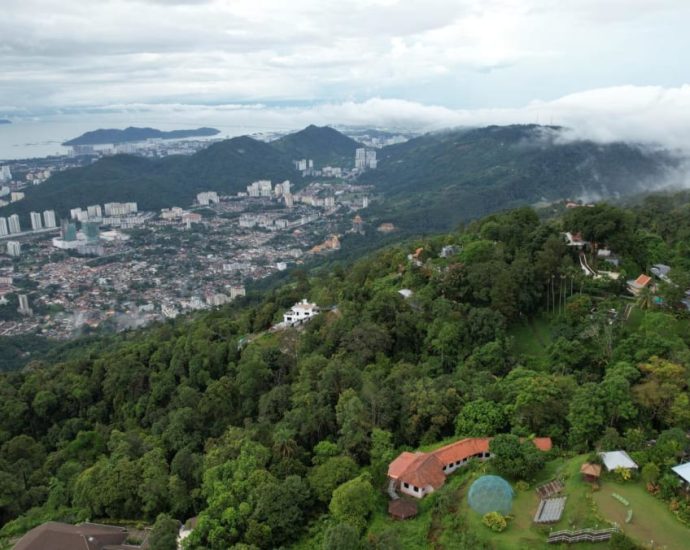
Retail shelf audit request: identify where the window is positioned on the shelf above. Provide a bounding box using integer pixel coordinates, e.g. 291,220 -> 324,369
403,482 -> 409,489
413,486 -> 419,492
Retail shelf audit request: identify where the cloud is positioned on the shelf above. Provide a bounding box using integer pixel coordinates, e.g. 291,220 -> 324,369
2,0 -> 688,111
38,84 -> 689,154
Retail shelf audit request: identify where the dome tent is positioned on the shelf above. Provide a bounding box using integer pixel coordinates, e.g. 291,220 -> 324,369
467,475 -> 514,515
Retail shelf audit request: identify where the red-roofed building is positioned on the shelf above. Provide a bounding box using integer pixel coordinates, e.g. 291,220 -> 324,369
387,437 -> 552,499
627,274 -> 653,296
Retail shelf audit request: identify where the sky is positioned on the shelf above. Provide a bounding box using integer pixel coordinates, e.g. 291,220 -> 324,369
2,0 -> 690,147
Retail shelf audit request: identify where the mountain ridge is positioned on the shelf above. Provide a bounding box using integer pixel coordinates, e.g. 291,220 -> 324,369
63,126 -> 220,146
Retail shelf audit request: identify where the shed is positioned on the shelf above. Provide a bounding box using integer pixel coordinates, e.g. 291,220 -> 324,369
599,451 -> 638,472
388,499 -> 418,520
580,462 -> 602,482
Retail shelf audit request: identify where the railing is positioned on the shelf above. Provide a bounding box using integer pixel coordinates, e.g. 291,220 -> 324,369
547,527 -> 619,544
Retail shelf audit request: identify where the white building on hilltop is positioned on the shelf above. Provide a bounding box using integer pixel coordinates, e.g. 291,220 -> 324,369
43,210 -> 57,228
0,165 -> 12,182
6,240 -> 21,257
197,191 -> 219,206
30,212 -> 43,231
283,299 -> 320,325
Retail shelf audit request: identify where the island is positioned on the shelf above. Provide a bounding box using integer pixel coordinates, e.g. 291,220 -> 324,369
0,119 -> 11,124
62,126 -> 220,146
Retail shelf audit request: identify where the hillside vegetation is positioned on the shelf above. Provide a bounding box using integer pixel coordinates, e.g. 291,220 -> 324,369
271,124 -> 361,168
362,125 -> 677,232
2,193 -> 690,548
2,124 -> 678,230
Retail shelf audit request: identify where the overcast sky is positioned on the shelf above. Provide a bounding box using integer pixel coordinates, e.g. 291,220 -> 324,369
2,0 -> 690,145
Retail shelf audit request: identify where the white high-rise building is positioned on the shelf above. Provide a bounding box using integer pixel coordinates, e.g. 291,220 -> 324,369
6,240 -> 21,257
17,294 -> 32,315
0,217 -> 8,236
197,191 -> 219,206
365,149 -> 377,169
87,205 -> 102,219
104,202 -> 138,216
30,212 -> 43,231
43,210 -> 57,228
70,208 -> 84,220
8,214 -> 21,234
284,193 -> 294,208
362,196 -> 369,208
355,148 -> 367,170
0,165 -> 11,182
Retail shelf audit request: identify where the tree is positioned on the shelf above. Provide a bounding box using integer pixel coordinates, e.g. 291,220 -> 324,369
455,399 -> 506,437
489,435 -> 546,480
322,522 -> 360,550
148,513 -> 179,550
308,456 -> 359,504
329,475 -> 376,533
567,383 -> 605,450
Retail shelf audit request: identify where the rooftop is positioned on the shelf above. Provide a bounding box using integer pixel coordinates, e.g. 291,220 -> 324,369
599,450 -> 638,471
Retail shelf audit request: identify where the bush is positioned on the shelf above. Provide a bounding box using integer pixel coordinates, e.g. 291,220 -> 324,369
482,511 -> 507,532
640,462 -> 660,485
515,481 -> 529,492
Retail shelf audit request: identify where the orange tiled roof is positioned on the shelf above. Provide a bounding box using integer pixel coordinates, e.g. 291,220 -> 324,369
399,453 -> 446,490
433,438 -> 490,465
532,437 -> 553,452
635,274 -> 652,287
580,463 -> 602,477
388,452 -> 419,480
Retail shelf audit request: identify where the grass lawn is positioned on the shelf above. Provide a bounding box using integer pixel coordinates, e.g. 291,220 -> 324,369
361,454 -> 690,549
593,479 -> 690,550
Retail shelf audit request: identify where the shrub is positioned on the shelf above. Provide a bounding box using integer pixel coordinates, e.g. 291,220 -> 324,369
515,481 -> 529,492
640,463 -> 660,485
482,511 -> 507,532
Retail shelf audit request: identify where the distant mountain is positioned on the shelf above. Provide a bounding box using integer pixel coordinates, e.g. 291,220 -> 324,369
360,124 -> 678,232
271,124 -> 361,168
0,135 -> 297,217
63,126 -> 220,146
0,119 -> 11,124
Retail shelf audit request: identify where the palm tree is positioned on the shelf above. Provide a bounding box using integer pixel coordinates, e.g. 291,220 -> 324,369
636,286 -> 654,311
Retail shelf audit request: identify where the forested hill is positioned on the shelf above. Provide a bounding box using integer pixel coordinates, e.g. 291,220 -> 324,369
271,124 -> 361,168
361,124 -> 678,232
0,136 -> 299,217
62,127 -> 220,146
2,194 -> 690,548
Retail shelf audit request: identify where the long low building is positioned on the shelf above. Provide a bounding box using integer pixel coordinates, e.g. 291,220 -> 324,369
388,437 -> 552,499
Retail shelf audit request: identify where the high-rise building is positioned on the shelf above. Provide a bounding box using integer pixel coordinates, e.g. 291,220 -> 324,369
43,210 -> 57,228
362,196 -> 369,208
10,192 -> 24,202
17,294 -> 32,315
6,240 -> 21,257
30,211 -> 43,231
87,205 -> 102,219
8,214 -> 21,234
365,149 -> 377,169
197,191 -> 219,206
82,222 -> 100,243
355,148 -> 367,170
0,217 -> 8,236
63,221 -> 78,242
0,165 -> 11,182
284,193 -> 294,208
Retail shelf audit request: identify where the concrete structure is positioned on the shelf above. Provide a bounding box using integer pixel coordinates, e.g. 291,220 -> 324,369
30,211 -> 43,231
43,210 -> 57,228
8,214 -> 20,234
229,285 -> 246,299
0,217 -> 8,236
283,299 -> 320,325
6,240 -> 21,257
197,191 -> 220,205
599,451 -> 638,472
10,191 -> 24,202
104,202 -> 137,216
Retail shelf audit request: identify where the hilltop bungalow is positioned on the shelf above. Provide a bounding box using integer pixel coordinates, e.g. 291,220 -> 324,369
388,437 -> 552,499
283,299 -> 320,325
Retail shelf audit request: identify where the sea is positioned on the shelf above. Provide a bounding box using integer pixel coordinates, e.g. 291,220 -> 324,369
0,115 -> 283,161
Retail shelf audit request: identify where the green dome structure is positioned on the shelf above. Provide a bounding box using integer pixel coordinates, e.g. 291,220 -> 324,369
467,475 -> 514,515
